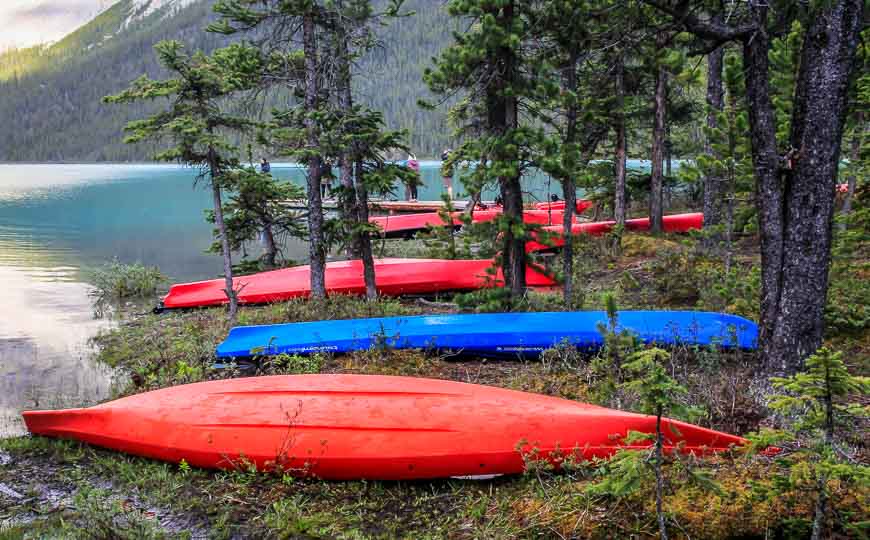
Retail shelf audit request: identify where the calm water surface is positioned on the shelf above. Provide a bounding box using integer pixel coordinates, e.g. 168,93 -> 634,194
0,161 -> 654,435
0,164 -> 307,435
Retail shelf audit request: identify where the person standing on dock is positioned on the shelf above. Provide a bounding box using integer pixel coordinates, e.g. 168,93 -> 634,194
260,158 -> 271,174
405,153 -> 420,201
440,149 -> 454,200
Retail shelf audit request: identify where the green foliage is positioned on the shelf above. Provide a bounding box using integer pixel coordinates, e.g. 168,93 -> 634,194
87,259 -> 167,302
762,347 -> 870,536
769,348 -> 869,440
621,348 -> 690,419
205,166 -> 306,267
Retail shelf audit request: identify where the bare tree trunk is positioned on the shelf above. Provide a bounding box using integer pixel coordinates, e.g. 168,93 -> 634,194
355,160 -> 378,300
650,36 -> 667,234
303,13 -> 326,298
762,0 -> 863,374
210,176 -> 238,323
703,44 -> 726,245
261,223 -> 278,269
614,54 -> 627,226
740,7 -> 785,369
655,407 -> 668,540
561,54 -> 579,305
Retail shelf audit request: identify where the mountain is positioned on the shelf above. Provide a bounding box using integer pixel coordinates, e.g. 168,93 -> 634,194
0,0 -> 453,162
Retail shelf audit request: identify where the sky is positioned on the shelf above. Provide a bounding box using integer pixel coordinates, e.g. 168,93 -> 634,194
0,0 -> 113,50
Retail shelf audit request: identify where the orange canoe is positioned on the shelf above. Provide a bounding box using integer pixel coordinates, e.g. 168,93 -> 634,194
527,212 -> 704,252
23,375 -> 745,480
161,258 -> 556,309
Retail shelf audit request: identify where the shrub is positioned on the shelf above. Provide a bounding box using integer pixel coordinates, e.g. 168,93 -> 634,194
87,259 -> 167,302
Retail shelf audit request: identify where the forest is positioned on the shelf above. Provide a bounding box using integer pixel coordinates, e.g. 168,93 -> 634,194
1,0 -> 867,538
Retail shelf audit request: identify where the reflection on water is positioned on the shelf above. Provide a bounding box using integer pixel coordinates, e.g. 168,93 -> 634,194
0,262 -> 116,436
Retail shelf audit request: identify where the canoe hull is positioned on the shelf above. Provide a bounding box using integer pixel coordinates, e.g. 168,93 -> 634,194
162,258 -> 556,309
23,375 -> 745,480
527,213 -> 704,252
216,311 -> 759,358
371,204 -> 591,238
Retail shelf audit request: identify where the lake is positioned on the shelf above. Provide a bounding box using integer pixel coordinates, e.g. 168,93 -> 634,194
1,161 -> 602,435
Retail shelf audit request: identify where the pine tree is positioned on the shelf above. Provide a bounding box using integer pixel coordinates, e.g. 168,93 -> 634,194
644,0 -> 866,374
768,348 -> 869,540
534,0 -> 612,305
210,0 -> 331,299
425,0 -> 549,298
104,41 -> 265,322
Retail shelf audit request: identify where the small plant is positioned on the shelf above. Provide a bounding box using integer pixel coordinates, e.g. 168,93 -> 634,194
587,292 -> 640,406
588,348 -> 711,540
87,259 -> 167,302
764,348 -> 869,539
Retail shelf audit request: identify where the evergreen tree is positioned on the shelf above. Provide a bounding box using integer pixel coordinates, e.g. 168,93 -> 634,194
104,41 -> 265,322
767,348 -> 869,539
534,0 -> 612,305
205,166 -> 307,269
210,0 -> 332,299
644,0 -> 866,374
425,0 -> 550,298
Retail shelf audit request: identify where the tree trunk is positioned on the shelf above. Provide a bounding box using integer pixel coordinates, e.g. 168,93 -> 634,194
655,407 -> 668,540
303,13 -> 327,299
333,7 -> 376,298
355,159 -> 378,300
261,223 -> 278,269
333,8 -> 360,260
491,1 -> 525,298
211,178 -> 238,323
742,8 -> 783,364
703,44 -> 726,244
614,54 -> 627,226
561,54 -> 579,305
650,37 -> 667,234
761,0 -> 863,374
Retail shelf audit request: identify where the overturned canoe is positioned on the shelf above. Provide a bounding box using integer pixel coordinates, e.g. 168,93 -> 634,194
161,258 -> 556,310
526,212 -> 704,252
23,374 -> 746,480
532,199 -> 594,213
371,203 -> 591,238
216,311 -> 758,359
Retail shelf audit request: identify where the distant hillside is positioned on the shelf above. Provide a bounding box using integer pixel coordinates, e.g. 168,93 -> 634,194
0,0 -> 453,162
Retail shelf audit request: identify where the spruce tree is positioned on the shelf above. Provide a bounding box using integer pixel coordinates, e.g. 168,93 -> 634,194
104,41 -> 265,322
425,0 -> 547,298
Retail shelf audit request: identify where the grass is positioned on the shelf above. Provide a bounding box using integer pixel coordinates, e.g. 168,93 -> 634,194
4,232 -> 868,538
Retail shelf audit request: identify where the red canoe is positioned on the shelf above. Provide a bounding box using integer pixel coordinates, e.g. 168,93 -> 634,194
526,212 -> 704,252
372,203 -> 591,238
532,199 -> 593,213
23,375 -> 745,480
161,258 -> 555,309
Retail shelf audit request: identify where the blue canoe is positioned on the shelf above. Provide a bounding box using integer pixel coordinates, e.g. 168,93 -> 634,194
216,311 -> 758,359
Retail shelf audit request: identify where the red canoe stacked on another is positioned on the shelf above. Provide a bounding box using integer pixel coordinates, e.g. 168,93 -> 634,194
371,201 -> 592,238
161,258 -> 556,309
23,375 -> 746,480
526,212 -> 704,253
532,199 -> 594,213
